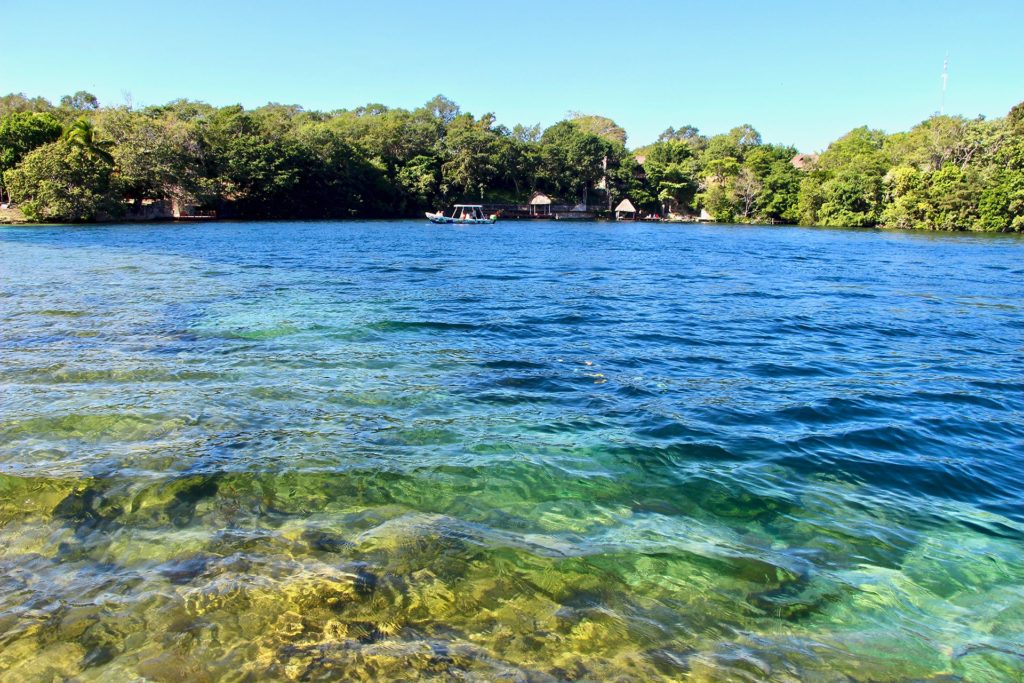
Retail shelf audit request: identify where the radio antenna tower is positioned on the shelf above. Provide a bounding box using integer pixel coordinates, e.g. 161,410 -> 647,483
940,53 -> 949,115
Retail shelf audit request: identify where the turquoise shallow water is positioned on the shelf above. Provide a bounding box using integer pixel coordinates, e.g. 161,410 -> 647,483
0,220 -> 1023,681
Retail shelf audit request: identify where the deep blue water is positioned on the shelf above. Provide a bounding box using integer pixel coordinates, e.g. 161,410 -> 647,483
1,220 -> 1022,681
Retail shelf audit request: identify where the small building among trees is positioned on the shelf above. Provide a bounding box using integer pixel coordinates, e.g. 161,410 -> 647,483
615,198 -> 637,221
529,192 -> 552,217
791,153 -> 819,170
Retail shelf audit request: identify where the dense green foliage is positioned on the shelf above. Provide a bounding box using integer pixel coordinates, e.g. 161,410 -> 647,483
1,91 -> 1021,230
4,140 -> 120,222
0,112 -> 63,202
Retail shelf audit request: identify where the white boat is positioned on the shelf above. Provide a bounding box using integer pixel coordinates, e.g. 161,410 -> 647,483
426,204 -> 497,225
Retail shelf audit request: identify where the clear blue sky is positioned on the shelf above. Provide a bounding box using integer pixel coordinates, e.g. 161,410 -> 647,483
3,0 -> 1022,151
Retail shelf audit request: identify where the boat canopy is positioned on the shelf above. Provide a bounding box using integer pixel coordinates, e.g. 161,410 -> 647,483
426,204 -> 496,224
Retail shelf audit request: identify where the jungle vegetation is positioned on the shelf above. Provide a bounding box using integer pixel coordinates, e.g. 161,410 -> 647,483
1,91 -> 1022,231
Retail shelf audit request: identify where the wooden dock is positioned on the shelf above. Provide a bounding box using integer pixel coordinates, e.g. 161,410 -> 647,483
481,203 -> 605,220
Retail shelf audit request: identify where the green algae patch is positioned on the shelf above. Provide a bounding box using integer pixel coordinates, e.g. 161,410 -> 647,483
223,325 -> 302,341
36,309 -> 90,318
0,474 -> 86,522
35,366 -> 225,385
0,413 -> 193,444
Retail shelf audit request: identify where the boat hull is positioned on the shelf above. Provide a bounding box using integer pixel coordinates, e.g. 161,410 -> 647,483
426,212 -> 496,225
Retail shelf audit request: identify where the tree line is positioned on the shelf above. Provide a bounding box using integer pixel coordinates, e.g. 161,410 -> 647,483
1,90 -> 1022,231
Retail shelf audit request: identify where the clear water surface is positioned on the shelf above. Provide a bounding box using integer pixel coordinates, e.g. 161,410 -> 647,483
1,221 -> 1022,681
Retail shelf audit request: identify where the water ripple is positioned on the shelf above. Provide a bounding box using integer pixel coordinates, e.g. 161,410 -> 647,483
1,221 -> 1023,681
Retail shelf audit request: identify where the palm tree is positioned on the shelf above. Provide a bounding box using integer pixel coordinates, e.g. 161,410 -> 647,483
63,118 -> 114,165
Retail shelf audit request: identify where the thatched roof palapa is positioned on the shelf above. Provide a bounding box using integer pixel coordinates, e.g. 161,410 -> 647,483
615,199 -> 637,213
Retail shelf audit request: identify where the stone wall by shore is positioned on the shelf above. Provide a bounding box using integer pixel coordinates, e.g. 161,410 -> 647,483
0,206 -> 28,224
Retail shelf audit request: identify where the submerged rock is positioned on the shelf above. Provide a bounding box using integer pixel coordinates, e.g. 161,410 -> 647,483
301,529 -> 355,554
136,652 -> 214,683
52,483 -> 123,530
157,554 -> 217,585
746,573 -> 846,621
78,612 -> 145,670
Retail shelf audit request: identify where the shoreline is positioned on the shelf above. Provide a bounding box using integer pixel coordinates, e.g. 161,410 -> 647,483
3,216 -> 1022,239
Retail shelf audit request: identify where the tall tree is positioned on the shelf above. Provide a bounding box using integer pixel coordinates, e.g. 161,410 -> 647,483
440,113 -> 501,199
0,93 -> 54,116
0,112 -> 63,202
63,118 -> 115,164
97,108 -> 212,208
4,140 -> 119,221
60,91 -> 100,111
538,121 -> 616,202
569,113 -> 628,146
